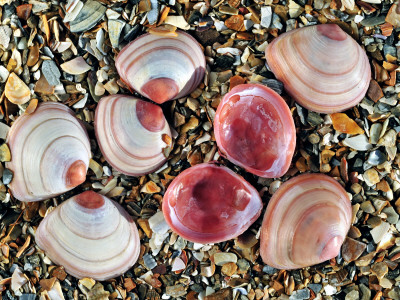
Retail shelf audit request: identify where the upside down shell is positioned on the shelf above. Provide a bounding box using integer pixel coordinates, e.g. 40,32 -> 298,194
260,173 -> 352,269
6,102 -> 91,202
35,191 -> 141,280
265,24 -> 371,113
115,30 -> 206,104
94,95 -> 172,176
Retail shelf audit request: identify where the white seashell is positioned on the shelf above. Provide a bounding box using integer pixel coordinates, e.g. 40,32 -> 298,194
116,30 -> 205,104
60,57 -> 91,74
5,73 -> 31,105
35,191 -> 141,280
94,95 -> 172,176
6,102 -> 91,202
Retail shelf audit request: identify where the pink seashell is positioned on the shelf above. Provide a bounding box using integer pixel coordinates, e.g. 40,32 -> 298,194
6,102 -> 91,202
265,24 -> 371,113
214,84 -> 296,178
260,173 -> 352,269
162,163 -> 263,244
94,94 -> 172,176
35,191 -> 141,280
115,30 -> 205,104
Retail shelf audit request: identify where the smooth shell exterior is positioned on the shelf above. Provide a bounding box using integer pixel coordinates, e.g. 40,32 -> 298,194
115,30 -> 206,104
94,95 -> 172,176
6,102 -> 91,202
162,163 -> 263,244
214,84 -> 296,178
5,73 -> 31,105
260,173 -> 352,269
265,24 -> 371,113
35,191 -> 140,280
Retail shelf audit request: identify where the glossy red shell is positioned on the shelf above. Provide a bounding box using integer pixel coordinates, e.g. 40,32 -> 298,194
214,84 -> 296,178
162,163 -> 263,244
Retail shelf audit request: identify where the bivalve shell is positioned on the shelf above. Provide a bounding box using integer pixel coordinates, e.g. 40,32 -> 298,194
115,30 -> 206,104
35,191 -> 140,280
6,102 -> 91,202
94,95 -> 172,176
260,173 -> 352,269
162,163 -> 263,244
214,84 -> 296,178
5,73 -> 31,105
265,24 -> 371,113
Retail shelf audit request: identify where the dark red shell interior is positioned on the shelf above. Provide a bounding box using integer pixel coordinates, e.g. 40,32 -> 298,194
214,84 -> 296,178
162,163 -> 263,244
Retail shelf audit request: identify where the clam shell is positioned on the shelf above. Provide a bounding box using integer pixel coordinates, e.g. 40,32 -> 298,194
5,73 -> 30,105
35,191 -> 140,280
214,83 -> 296,178
162,163 -> 263,244
115,30 -> 205,104
265,24 -> 371,113
94,95 -> 172,176
260,173 -> 352,269
6,102 -> 91,202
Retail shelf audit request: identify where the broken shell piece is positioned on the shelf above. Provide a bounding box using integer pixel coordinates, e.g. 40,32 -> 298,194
162,163 -> 263,244
265,24 -> 371,113
116,30 -> 205,104
5,73 -> 30,105
35,191 -> 140,280
69,0 -> 106,33
61,57 -> 91,75
94,95 -> 172,176
214,84 -> 296,178
260,173 -> 352,269
6,102 -> 91,202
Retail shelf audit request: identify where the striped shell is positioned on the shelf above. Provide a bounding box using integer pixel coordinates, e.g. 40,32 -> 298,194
6,102 -> 91,202
115,30 -> 206,104
265,24 -> 371,113
260,173 -> 352,269
163,163 -> 263,244
214,84 -> 296,178
35,191 -> 140,280
94,95 -> 172,176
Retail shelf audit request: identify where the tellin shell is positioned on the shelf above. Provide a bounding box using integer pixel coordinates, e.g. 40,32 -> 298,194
162,163 -> 263,244
260,173 -> 352,269
6,102 -> 91,202
214,84 -> 296,178
265,24 -> 371,113
115,30 -> 206,104
94,95 -> 172,176
35,191 -> 140,280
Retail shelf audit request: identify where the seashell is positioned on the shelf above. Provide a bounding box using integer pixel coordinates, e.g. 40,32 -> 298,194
115,30 -> 206,104
214,84 -> 296,178
265,24 -> 371,113
5,73 -> 31,105
94,95 -> 172,176
69,0 -> 106,33
260,173 -> 352,269
162,163 -> 263,244
35,191 -> 140,280
6,102 -> 91,202
61,57 -> 91,75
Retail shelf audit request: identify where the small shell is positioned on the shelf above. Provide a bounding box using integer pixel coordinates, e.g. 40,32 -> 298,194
6,102 -> 91,202
214,84 -> 296,178
94,95 -> 172,176
60,57 -> 91,75
35,191 -> 140,280
265,24 -> 371,113
162,163 -> 263,244
5,73 -> 30,105
260,173 -> 352,269
115,30 -> 205,104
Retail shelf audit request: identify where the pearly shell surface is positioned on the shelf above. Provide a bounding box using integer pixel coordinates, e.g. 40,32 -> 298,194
6,102 -> 91,202
94,95 -> 172,176
115,30 -> 206,104
265,24 -> 371,113
214,84 -> 296,178
260,173 -> 352,270
162,163 -> 263,244
35,191 -> 141,280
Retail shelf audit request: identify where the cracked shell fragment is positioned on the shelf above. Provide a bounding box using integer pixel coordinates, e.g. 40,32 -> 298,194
35,191 -> 141,280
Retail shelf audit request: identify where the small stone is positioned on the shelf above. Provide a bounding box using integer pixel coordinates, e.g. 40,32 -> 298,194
3,168 -> 13,185
104,79 -> 119,94
289,288 -> 310,300
166,284 -> 187,297
343,135 -> 373,151
382,206 -> 399,224
307,112 -> 324,126
108,20 -> 125,48
42,60 -> 61,86
225,15 -> 245,31
221,262 -> 238,276
363,168 -> 380,186
78,278 -> 96,290
342,237 -> 367,262
260,6 -> 272,28
370,221 -> 390,243
367,79 -> 384,102
361,15 -> 386,26
367,150 -> 386,166
324,285 -> 337,296
214,252 -> 237,266
360,201 -> 375,213
378,129 -> 396,147
345,290 -> 359,300
331,113 -> 364,135
308,284 -> 322,294
237,259 -> 250,272
11,267 -> 28,292
308,133 -> 320,144
371,261 -> 388,279
204,288 -> 232,300
0,144 -> 11,162
386,4 -> 400,28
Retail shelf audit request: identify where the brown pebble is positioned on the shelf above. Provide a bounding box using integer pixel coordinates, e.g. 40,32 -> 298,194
229,75 -> 246,90
17,4 -> 32,20
225,15 -> 245,31
221,262 -> 238,276
331,113 -> 364,134
204,288 -> 232,300
50,266 -> 67,281
342,237 -> 367,262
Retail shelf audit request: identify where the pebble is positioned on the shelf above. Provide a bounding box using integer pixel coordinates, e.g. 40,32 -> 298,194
307,112 -> 324,126
143,253 -> 157,270
166,284 -> 187,297
263,265 -> 278,275
308,284 -> 322,294
359,284 -> 371,300
19,294 -> 36,300
345,290 -> 359,300
361,15 -> 386,26
108,20 -> 125,48
324,285 -> 337,296
3,168 -> 13,185
382,206 -> 399,224
342,237 -> 367,262
42,60 -> 61,86
214,252 -> 237,266
289,288 -> 310,300
260,6 -> 272,28
370,221 -> 390,243
367,150 -> 386,166
363,168 -> 380,186
378,129 -> 396,147
343,135 -> 373,151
